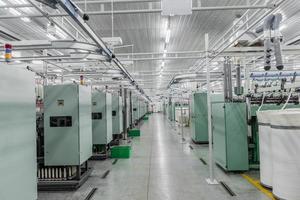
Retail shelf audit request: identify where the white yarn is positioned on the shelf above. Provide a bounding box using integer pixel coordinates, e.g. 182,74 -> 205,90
257,110 -> 273,188
270,110 -> 300,200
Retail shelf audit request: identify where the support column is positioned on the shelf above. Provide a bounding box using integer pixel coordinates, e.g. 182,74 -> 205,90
129,91 -> 133,129
223,57 -> 233,102
245,63 -> 250,95
205,33 -> 218,185
123,88 -> 128,140
180,96 -> 184,142
43,50 -> 48,86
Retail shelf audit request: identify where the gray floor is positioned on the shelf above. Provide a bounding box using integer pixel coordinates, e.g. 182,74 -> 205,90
38,113 -> 269,200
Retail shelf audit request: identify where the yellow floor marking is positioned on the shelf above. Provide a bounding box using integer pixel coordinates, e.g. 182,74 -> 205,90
241,174 -> 275,200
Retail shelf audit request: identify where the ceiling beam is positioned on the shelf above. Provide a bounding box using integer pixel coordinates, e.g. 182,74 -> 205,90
74,0 -> 159,4
0,4 -> 32,8
0,4 -> 273,19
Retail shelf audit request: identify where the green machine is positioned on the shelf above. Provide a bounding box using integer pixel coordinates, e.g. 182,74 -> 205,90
167,102 -> 175,121
191,92 -> 223,143
212,102 -> 249,171
92,91 -> 112,148
112,95 -> 123,135
0,65 -> 37,200
211,99 -> 300,172
40,84 -> 92,190
163,102 -> 167,115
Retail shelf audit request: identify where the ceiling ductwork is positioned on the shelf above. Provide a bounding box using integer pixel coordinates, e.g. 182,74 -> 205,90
169,72 -> 222,87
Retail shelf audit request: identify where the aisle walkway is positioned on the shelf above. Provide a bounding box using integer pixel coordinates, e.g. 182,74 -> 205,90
39,113 -> 269,200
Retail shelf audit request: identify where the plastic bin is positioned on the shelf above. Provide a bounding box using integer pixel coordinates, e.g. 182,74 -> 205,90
128,129 -> 141,137
111,146 -> 131,159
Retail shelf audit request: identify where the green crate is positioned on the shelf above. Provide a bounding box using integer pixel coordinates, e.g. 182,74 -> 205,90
128,129 -> 141,137
143,116 -> 149,120
111,146 -> 131,159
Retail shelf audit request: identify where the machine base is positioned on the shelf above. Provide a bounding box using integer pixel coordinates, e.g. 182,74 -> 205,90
191,138 -> 209,145
38,168 -> 92,191
90,153 -> 108,160
260,182 -> 273,190
273,193 -> 286,200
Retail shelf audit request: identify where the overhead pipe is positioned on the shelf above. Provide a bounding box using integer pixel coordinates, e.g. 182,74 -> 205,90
57,69 -> 123,75
52,0 -> 151,101
26,66 -> 46,78
172,74 -> 202,83
168,72 -> 222,87
75,0 -> 159,4
0,4 -> 274,19
55,73 -> 124,79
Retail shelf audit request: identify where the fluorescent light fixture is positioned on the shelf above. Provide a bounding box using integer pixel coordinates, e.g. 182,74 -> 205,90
165,29 -> 171,43
163,49 -> 167,58
21,17 -> 31,22
0,0 -> 6,6
20,7 -> 32,13
56,26 -> 67,39
164,20 -> 169,29
9,8 -> 21,16
280,24 -> 287,31
32,60 -> 43,65
8,7 -> 31,22
47,33 -> 57,40
9,0 -> 27,4
52,69 -> 63,73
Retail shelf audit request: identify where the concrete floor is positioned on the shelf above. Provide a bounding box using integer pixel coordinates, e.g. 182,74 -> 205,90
38,113 -> 270,200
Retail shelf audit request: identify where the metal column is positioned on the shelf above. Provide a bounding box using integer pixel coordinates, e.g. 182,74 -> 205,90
205,33 -> 218,185
180,97 -> 184,142
43,50 -> 48,85
123,88 -> 128,139
129,91 -> 133,129
223,57 -> 233,102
